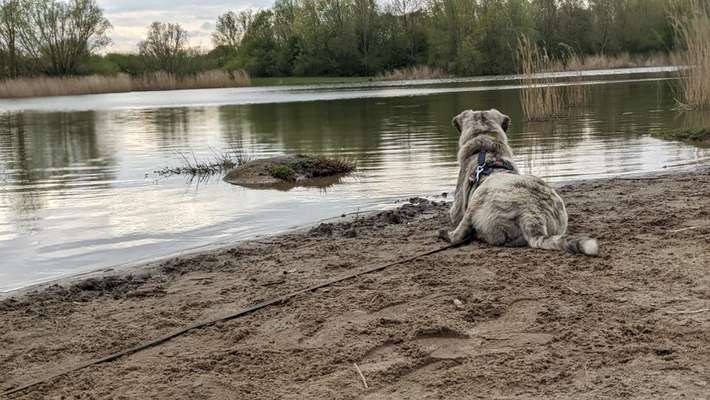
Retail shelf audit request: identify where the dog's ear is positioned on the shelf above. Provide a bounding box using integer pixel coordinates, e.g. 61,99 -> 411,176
452,118 -> 461,133
452,110 -> 469,133
488,109 -> 511,132
501,115 -> 510,132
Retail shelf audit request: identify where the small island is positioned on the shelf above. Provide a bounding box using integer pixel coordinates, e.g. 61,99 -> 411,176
223,154 -> 355,189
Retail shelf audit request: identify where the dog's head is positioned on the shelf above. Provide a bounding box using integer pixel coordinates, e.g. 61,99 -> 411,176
452,109 -> 510,143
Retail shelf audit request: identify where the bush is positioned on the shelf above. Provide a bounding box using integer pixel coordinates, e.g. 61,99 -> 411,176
82,55 -> 122,75
269,165 -> 296,181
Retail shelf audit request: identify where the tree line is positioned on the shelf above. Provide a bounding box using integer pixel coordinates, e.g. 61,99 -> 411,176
0,0 -> 698,80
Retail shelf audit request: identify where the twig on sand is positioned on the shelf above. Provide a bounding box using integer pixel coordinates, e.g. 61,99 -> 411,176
665,308 -> 710,315
566,286 -> 580,294
354,363 -> 369,389
668,225 -> 706,233
368,294 -> 380,306
616,176 -> 664,181
261,279 -> 286,287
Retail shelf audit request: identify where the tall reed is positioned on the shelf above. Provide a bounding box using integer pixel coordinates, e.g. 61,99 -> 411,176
517,36 -> 564,121
0,70 -> 251,99
670,0 -> 710,109
560,45 -> 590,108
517,36 -> 592,121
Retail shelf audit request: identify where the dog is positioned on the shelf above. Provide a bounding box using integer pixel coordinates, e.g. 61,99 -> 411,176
438,109 -> 599,256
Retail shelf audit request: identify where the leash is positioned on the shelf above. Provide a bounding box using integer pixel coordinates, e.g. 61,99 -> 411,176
2,242 -> 459,397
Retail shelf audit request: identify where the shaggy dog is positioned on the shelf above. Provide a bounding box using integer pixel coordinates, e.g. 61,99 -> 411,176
439,109 -> 599,256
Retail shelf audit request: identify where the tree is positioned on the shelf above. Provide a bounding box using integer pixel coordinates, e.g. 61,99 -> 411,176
556,0 -> 594,54
352,0 -> 379,74
16,0 -> 111,75
387,0 -> 426,64
271,0 -> 299,74
232,10 -> 281,76
138,22 -> 189,74
212,10 -> 252,50
0,0 -> 23,78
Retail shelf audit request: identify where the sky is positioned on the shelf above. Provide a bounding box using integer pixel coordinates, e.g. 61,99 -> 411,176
97,0 -> 272,53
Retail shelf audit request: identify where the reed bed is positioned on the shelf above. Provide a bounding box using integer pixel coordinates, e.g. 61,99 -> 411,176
560,45 -> 590,108
378,65 -> 449,81
670,0 -> 710,110
517,36 -> 592,121
0,70 -> 251,99
517,36 -> 564,121
551,51 -> 672,72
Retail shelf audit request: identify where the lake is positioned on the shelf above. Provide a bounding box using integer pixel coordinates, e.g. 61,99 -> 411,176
1,67 -> 708,292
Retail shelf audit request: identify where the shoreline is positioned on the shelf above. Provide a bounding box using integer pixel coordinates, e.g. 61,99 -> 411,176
1,166 -> 709,398
1,163 -> 705,300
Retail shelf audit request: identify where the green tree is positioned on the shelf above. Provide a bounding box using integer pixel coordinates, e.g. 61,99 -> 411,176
212,10 -> 252,51
16,0 -> 111,75
0,0 -> 22,78
352,0 -> 378,74
138,22 -> 189,74
556,0 -> 594,54
231,10 -> 280,76
271,0 -> 299,74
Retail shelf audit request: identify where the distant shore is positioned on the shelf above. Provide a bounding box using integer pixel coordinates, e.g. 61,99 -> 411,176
0,56 -> 678,100
2,166 -> 708,398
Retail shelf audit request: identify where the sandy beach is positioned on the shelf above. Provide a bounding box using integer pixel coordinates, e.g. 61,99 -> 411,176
1,167 -> 709,399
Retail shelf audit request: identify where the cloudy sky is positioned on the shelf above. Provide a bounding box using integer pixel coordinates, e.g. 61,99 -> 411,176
96,0 -> 273,52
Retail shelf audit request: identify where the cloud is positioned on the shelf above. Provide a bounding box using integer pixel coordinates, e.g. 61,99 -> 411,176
97,0 -> 273,52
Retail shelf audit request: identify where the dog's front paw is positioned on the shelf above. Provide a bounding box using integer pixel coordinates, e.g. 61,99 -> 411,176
438,229 -> 451,243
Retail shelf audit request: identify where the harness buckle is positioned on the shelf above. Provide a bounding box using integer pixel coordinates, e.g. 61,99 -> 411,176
475,164 -> 485,183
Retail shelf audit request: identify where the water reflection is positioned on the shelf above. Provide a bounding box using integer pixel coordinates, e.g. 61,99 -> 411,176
0,111 -> 115,214
0,75 -> 708,292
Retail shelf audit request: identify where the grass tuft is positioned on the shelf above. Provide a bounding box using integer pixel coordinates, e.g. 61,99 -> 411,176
269,165 -> 296,181
156,147 -> 249,177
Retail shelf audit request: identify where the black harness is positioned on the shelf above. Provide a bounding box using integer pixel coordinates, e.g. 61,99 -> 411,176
467,150 -> 517,194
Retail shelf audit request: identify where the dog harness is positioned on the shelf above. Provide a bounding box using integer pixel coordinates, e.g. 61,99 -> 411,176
468,150 -> 517,188
461,150 -> 517,213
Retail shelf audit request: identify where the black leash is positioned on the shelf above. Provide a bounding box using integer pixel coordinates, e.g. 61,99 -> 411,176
2,242 -> 459,397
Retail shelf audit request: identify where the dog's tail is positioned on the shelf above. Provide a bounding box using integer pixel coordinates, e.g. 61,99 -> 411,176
525,233 -> 599,256
520,217 -> 598,256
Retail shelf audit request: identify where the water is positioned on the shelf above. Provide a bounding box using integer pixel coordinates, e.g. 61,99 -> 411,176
0,67 -> 708,292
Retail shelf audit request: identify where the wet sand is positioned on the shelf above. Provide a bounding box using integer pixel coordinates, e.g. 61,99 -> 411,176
1,168 -> 709,399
